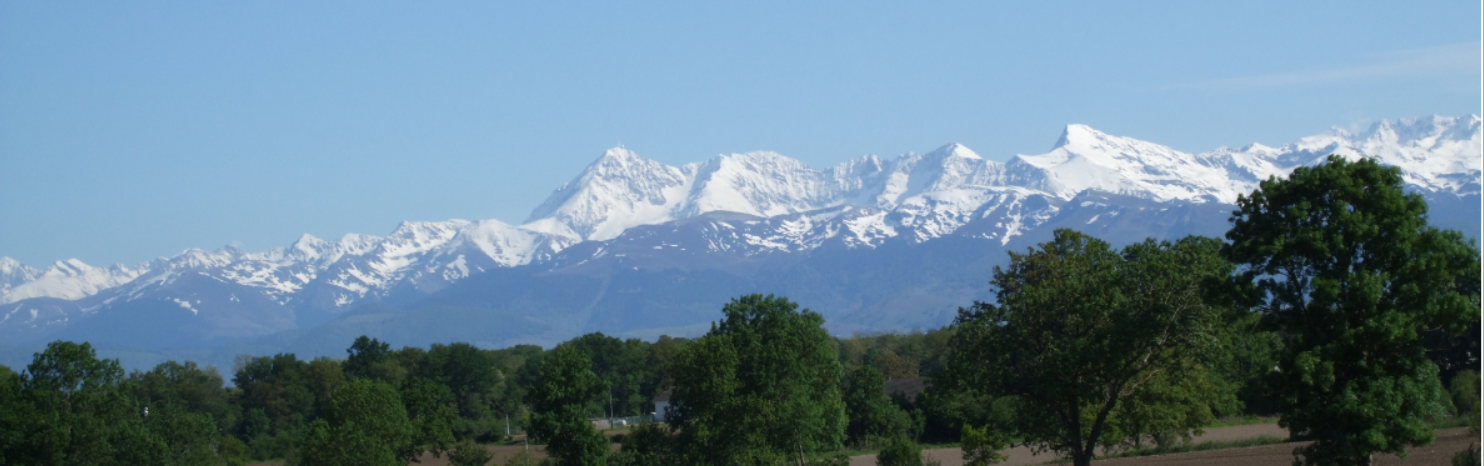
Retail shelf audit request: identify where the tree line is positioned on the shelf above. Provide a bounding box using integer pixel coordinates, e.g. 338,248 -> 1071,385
0,156 -> 1478,466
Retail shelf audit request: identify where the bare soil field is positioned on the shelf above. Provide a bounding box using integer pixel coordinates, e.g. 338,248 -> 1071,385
849,425 -> 1476,466
245,425 -> 1474,466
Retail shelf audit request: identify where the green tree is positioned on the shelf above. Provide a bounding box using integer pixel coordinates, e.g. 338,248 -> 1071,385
343,335 -> 392,380
843,365 -> 911,445
143,401 -> 229,466
401,377 -> 458,455
959,424 -> 1008,466
418,342 -> 503,437
608,422 -> 677,466
668,294 -> 848,465
527,344 -> 609,466
297,378 -> 416,466
1225,156 -> 1481,466
0,365 -> 23,464
15,341 -> 164,465
943,231 -> 1230,466
874,434 -> 922,466
233,353 -> 315,434
129,360 -> 238,434
447,438 -> 494,466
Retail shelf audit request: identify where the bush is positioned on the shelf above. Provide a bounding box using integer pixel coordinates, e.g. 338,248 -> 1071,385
448,439 -> 494,466
876,435 -> 922,466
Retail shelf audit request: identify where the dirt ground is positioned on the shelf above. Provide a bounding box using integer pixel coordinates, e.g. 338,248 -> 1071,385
848,425 -> 1477,466
246,424 -> 1475,466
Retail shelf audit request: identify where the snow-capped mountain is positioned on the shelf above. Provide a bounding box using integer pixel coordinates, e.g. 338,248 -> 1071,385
0,258 -> 145,305
0,115 -> 1477,359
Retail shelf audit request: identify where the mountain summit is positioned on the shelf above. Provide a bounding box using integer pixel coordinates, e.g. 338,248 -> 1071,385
1,115 -> 1478,364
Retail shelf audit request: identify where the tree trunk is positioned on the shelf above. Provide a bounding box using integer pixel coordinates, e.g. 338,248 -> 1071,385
1073,448 -> 1093,466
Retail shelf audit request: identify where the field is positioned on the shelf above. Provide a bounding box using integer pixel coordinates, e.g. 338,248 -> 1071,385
245,424 -> 1476,465
849,425 -> 1476,466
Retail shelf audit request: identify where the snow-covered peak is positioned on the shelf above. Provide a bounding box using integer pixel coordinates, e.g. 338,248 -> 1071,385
162,247 -> 243,271
525,147 -> 689,241
1009,125 -> 1238,202
434,219 -> 573,268
1,258 -> 146,304
872,144 -> 1006,208
1216,114 -> 1482,196
289,234 -> 328,259
0,257 -> 41,291
1347,115 -> 1481,194
680,151 -> 841,219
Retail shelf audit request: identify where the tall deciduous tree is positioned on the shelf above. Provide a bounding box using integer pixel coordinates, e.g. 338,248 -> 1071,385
843,365 -> 911,445
943,231 -> 1230,466
15,341 -> 164,465
1225,155 -> 1480,466
297,378 -> 416,466
668,294 -> 847,465
528,344 -> 609,466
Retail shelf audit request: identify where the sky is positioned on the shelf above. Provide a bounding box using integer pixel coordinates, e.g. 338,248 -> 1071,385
1,1 -> 1479,267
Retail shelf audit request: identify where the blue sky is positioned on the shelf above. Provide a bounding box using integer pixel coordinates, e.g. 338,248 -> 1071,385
2,1 -> 1479,267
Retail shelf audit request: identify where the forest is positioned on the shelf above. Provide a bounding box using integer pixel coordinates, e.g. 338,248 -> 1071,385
0,157 -> 1478,466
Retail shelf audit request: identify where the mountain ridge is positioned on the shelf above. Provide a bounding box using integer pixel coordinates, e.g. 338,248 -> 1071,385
1,114 -> 1478,362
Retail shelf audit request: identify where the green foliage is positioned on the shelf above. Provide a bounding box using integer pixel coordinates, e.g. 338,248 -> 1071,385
502,450 -> 541,466
565,333 -> 660,418
805,454 -> 852,466
875,434 -> 922,466
401,377 -> 459,456
1225,155 -> 1481,465
489,343 -> 545,419
608,422 -> 676,466
296,378 -> 416,466
234,353 -> 316,435
959,424 -> 1008,466
1453,444 -> 1480,466
0,364 -> 26,464
843,365 -> 912,444
943,231 -> 1231,466
14,341 -> 163,466
1202,310 -> 1282,416
418,342 -> 504,437
1450,369 -> 1480,466
668,294 -> 848,465
833,328 -> 955,381
916,385 -> 1009,443
527,345 -> 609,466
448,438 -> 495,466
143,402 -> 226,466
1448,369 -> 1479,419
343,335 -> 392,380
129,360 -> 238,433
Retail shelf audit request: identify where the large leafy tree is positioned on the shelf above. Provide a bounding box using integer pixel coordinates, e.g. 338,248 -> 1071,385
668,294 -> 847,465
566,332 -> 660,418
297,378 -> 416,466
528,344 -> 610,466
842,365 -> 911,445
416,342 -> 502,436
128,360 -> 238,433
0,365 -> 24,464
1225,155 -> 1480,465
943,231 -> 1230,466
12,341 -> 164,465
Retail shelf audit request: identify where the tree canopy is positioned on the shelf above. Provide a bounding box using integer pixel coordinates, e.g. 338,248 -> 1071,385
668,294 -> 847,465
943,230 -> 1232,466
528,344 -> 609,466
1226,155 -> 1481,465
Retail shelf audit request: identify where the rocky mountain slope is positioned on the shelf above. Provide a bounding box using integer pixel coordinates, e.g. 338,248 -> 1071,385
1,115 -> 1477,369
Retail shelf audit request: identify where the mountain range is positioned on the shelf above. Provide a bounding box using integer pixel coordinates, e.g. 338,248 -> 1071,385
2,115 -> 1479,372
